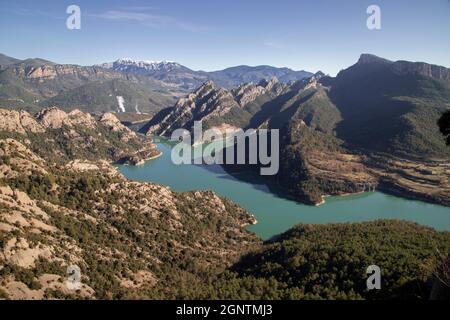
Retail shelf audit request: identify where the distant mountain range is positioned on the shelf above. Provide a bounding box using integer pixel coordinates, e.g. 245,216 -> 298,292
0,53 -> 314,114
97,58 -> 204,91
98,58 -> 314,90
0,55 -> 181,114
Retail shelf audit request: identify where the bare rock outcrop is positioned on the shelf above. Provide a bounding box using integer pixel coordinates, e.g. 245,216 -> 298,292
99,112 -> 137,141
0,109 -> 45,134
147,80 -> 240,136
67,109 -> 97,128
36,107 -> 97,129
36,107 -> 71,129
232,83 -> 266,107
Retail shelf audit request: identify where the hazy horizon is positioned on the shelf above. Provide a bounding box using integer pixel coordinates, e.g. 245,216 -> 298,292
1,0 -> 449,76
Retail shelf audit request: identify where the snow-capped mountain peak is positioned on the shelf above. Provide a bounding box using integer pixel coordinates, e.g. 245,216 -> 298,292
99,58 -> 183,73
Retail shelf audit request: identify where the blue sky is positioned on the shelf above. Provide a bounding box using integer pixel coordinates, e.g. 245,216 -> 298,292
0,0 -> 449,75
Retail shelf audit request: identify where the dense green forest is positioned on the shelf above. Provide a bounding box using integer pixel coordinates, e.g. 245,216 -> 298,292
218,221 -> 450,300
150,221 -> 450,300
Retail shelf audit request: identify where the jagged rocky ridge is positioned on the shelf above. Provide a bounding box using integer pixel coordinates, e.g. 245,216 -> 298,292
145,77 -> 287,136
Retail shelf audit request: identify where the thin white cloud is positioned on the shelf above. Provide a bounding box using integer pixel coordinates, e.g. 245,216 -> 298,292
263,41 -> 285,49
5,7 -> 63,20
90,10 -> 208,32
116,6 -> 156,11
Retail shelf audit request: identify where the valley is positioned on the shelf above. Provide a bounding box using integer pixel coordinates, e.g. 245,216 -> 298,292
117,138 -> 450,240
2,0 -> 450,304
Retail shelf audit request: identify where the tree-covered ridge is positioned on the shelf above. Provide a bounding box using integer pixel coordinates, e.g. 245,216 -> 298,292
139,220 -> 449,300
215,221 -> 450,300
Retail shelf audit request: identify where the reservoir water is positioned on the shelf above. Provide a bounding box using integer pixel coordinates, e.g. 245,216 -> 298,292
117,139 -> 450,240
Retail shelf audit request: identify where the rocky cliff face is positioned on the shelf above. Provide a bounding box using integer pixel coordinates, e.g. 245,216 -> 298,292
392,60 -> 450,81
12,63 -> 132,82
231,83 -> 267,107
357,53 -> 450,81
37,107 -> 96,130
357,53 -> 392,65
29,107 -> 133,138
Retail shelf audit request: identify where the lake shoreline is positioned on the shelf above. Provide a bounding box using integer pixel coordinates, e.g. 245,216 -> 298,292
117,140 -> 450,240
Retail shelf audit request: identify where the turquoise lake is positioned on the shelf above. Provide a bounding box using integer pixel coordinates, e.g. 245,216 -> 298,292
117,138 -> 450,240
